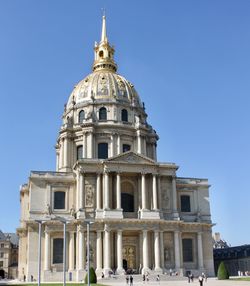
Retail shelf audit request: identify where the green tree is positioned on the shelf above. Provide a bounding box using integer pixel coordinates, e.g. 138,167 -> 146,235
84,267 -> 97,284
217,261 -> 229,280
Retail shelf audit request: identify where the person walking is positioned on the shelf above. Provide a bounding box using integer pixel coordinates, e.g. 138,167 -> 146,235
198,275 -> 204,286
130,275 -> 133,286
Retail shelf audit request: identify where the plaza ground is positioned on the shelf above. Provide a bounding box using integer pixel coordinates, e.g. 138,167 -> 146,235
1,277 -> 250,286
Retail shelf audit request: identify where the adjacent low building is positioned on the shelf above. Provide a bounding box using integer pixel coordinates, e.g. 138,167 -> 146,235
17,16 -> 215,282
0,231 -> 18,279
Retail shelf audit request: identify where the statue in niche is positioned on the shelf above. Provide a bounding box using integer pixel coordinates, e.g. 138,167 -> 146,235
70,205 -> 76,218
85,185 -> 94,207
45,203 -> 52,216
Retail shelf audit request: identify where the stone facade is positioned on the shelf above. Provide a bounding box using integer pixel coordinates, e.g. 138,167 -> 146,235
17,16 -> 215,282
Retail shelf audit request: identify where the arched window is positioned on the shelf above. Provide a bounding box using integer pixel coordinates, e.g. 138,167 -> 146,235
121,193 -> 134,212
77,145 -> 83,160
180,195 -> 191,212
78,110 -> 85,123
98,143 -> 108,159
99,50 -> 104,58
121,109 -> 128,122
121,182 -> 134,212
99,107 -> 107,120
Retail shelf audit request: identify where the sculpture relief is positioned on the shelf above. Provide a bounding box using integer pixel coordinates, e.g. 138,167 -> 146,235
85,185 -> 94,207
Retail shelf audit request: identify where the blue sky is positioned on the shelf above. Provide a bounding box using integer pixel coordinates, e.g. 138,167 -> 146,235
0,1 -> 249,246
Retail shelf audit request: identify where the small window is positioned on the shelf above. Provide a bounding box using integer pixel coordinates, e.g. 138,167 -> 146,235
121,109 -> 128,122
0,244 -> 4,248
0,261 -> 3,267
53,238 -> 63,264
181,195 -> 191,212
98,143 -> 108,159
0,253 -> 3,258
123,144 -> 131,153
99,50 -> 104,58
99,107 -> 107,120
77,145 -> 83,160
182,238 -> 193,262
78,110 -> 85,123
54,191 -> 65,210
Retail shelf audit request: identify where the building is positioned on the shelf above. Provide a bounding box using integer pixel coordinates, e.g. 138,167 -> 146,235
214,244 -> 250,276
0,230 -> 18,279
17,16 -> 215,282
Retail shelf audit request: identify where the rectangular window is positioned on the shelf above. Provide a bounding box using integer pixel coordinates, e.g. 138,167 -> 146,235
77,145 -> 83,160
0,244 -> 4,248
0,253 -> 3,258
0,261 -> 3,267
98,143 -> 108,159
182,238 -> 193,262
54,191 -> 65,209
123,144 -> 131,153
181,195 -> 191,212
53,238 -> 63,264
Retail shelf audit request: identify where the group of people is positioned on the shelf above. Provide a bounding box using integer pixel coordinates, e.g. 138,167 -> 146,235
188,272 -> 207,285
126,274 -> 134,285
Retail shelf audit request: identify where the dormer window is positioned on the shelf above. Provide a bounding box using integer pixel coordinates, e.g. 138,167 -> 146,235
99,107 -> 107,120
77,145 -> 83,160
78,110 -> 85,123
99,51 -> 104,58
121,109 -> 128,122
181,195 -> 191,212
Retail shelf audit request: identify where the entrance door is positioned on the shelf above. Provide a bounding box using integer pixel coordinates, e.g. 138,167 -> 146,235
0,269 -> 5,279
123,259 -> 128,271
123,246 -> 136,270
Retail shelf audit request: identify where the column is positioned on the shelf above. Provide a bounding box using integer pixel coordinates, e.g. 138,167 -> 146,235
77,226 -> 85,271
143,137 -> 147,155
137,130 -> 141,154
96,230 -> 103,271
79,172 -> 84,209
56,151 -> 59,171
158,175 -> 162,210
152,143 -> 156,160
104,225 -> 111,272
96,174 -> 101,209
110,134 -> 114,157
87,132 -> 93,158
116,173 -> 121,209
104,171 -> 109,209
152,174 -> 158,210
197,232 -> 204,269
59,139 -> 64,169
172,176 -> 179,218
69,232 -> 75,270
116,230 -> 123,273
154,230 -> 161,271
160,231 -> 164,269
117,134 -> 121,155
141,173 -> 147,210
44,230 -> 50,271
64,137 -> 68,167
174,231 -> 181,270
83,132 -> 87,158
142,230 -> 149,272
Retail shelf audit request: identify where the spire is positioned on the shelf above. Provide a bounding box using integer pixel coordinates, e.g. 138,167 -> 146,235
92,14 -> 117,73
101,15 -> 107,43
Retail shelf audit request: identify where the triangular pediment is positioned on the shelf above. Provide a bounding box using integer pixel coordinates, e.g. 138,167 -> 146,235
107,151 -> 156,165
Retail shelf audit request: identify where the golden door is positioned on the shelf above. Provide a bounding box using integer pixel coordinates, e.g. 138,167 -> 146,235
122,245 -> 136,269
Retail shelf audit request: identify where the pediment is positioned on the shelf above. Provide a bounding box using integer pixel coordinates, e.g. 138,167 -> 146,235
107,151 -> 156,165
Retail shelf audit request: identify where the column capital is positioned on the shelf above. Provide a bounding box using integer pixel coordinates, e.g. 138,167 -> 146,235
104,224 -> 111,232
